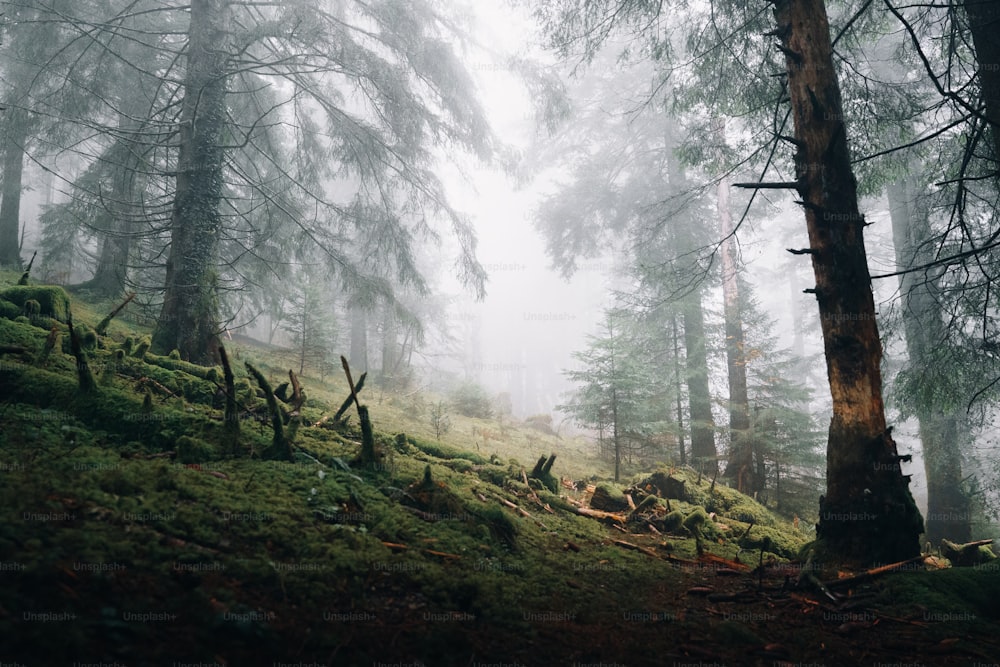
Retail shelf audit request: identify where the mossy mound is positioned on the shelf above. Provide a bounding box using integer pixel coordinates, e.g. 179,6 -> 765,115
176,435 -> 218,464
0,316 -> 42,353
0,299 -> 19,319
0,285 -> 71,322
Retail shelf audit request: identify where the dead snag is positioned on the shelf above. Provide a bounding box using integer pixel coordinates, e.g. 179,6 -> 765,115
219,344 -> 239,455
18,250 -> 36,285
95,291 -> 136,335
245,361 -> 290,460
341,356 -> 376,468
529,453 -> 558,492
67,313 -> 96,394
333,371 -> 367,422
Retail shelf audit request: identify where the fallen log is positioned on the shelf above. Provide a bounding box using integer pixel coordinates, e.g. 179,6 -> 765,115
574,506 -> 626,525
824,555 -> 927,589
699,552 -> 750,572
612,539 -> 662,560
941,538 -> 997,567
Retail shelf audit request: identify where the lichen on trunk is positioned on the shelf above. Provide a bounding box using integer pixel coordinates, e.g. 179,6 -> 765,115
152,0 -> 230,365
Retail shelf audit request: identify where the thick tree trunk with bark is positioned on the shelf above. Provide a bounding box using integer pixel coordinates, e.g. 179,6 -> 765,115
887,176 -> 971,544
152,0 -> 230,364
962,0 -> 1000,167
682,291 -> 718,475
718,176 -> 754,493
0,111 -> 27,268
773,0 -> 923,566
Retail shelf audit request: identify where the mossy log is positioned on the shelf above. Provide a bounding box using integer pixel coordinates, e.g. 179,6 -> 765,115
143,351 -> 220,380
0,285 -> 71,321
941,539 -> 997,567
590,483 -> 629,512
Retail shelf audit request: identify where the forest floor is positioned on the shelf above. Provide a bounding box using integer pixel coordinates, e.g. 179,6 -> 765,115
1,276 -> 999,666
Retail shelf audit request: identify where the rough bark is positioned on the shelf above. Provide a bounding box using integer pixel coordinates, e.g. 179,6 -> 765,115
152,0 -> 230,364
962,0 -> 1000,168
718,175 -> 755,493
887,176 -> 971,544
0,111 -> 27,268
773,0 -> 923,566
682,291 -> 718,475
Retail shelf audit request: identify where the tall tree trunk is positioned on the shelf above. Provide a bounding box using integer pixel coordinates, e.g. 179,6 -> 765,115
349,305 -> 368,372
87,114 -> 143,298
152,0 -> 230,364
718,175 -> 754,492
609,314 -> 621,482
682,290 -> 718,475
672,314 -> 686,466
772,0 -> 923,566
962,0 -> 1000,167
380,305 -> 397,385
0,111 -> 27,268
887,176 -> 971,544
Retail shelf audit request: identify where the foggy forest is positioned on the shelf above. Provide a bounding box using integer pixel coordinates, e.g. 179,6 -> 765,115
1,0 -> 1000,664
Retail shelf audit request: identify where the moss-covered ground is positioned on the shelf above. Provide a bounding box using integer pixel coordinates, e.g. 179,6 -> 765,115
2,274 -> 999,665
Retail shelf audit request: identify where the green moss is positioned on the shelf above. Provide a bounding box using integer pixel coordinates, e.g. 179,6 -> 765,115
0,317 -> 42,352
23,299 -> 40,316
78,324 -> 98,351
143,351 -> 220,380
683,507 -> 708,535
406,435 -> 488,464
880,568 -> 1000,626
663,510 -> 685,532
0,299 -> 19,319
181,377 -> 217,405
0,285 -> 71,321
176,435 -> 218,463
133,336 -> 151,357
736,522 -> 806,559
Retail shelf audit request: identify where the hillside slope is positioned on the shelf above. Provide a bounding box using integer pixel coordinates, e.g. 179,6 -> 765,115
2,279 -> 999,666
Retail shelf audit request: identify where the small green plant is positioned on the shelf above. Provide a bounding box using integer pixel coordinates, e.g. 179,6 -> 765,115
449,381 -> 493,419
429,400 -> 452,440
